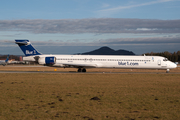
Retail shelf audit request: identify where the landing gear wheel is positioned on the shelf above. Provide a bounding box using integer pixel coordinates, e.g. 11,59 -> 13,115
166,69 -> 169,73
77,68 -> 86,72
78,68 -> 82,72
82,68 -> 86,72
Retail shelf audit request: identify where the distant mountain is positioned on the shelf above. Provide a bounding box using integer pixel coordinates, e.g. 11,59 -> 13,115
79,46 -> 135,55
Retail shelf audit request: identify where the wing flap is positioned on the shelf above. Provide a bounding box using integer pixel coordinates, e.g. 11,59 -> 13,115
62,63 -> 97,68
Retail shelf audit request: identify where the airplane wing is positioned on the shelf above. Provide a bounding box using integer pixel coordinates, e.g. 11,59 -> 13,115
62,63 -> 98,68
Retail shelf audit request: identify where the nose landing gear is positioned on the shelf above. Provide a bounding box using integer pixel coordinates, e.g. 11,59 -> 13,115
166,69 -> 169,73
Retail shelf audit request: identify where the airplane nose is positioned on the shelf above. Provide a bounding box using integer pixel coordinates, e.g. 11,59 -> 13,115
172,63 -> 177,68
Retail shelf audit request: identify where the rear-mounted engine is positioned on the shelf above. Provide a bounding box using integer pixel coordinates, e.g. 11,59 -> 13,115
38,57 -> 56,66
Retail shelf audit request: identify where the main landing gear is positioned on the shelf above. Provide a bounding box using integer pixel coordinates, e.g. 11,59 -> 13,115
166,69 -> 169,73
77,68 -> 86,72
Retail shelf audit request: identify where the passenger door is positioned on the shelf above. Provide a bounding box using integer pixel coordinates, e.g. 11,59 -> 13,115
157,60 -> 161,66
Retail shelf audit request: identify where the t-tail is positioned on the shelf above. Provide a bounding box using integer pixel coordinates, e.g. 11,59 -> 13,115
15,40 -> 42,56
5,55 -> 9,63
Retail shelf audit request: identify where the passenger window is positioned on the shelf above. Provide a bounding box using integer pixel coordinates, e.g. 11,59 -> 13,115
163,58 -> 168,61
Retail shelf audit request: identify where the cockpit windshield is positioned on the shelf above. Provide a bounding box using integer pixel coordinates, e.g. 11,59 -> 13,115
163,58 -> 168,61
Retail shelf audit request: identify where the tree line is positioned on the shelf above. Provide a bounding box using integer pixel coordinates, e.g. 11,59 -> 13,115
1,51 -> 180,62
0,55 -> 20,61
144,51 -> 180,62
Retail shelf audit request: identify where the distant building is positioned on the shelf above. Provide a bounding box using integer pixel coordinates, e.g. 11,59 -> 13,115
19,56 -> 23,61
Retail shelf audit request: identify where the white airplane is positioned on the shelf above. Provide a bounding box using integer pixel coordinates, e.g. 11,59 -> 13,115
0,55 -> 9,66
15,40 -> 177,73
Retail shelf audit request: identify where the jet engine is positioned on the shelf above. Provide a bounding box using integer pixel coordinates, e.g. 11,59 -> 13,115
38,57 -> 56,66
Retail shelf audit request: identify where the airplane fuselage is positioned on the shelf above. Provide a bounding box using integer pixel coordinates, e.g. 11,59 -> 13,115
23,54 -> 177,70
15,40 -> 177,72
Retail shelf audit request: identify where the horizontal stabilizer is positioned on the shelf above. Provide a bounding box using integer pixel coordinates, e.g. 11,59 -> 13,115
15,40 -> 30,45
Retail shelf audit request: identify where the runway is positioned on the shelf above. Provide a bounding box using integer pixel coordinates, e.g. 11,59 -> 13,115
1,65 -> 179,74
0,71 -> 180,74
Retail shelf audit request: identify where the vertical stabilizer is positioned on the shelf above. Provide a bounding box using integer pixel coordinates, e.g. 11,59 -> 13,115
5,55 -> 9,63
15,40 -> 42,56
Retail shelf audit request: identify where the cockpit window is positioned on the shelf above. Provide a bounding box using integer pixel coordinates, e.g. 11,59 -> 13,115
163,58 -> 168,61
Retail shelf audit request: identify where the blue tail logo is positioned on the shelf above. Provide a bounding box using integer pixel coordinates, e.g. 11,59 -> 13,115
15,40 -> 42,56
5,55 -> 9,63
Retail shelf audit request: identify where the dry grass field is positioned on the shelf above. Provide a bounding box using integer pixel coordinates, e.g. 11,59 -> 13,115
0,65 -> 180,120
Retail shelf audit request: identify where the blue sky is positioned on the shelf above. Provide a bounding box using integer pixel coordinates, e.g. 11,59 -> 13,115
0,0 -> 180,55
1,0 -> 180,19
